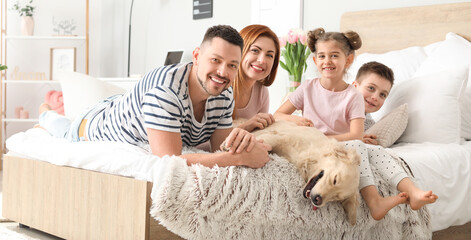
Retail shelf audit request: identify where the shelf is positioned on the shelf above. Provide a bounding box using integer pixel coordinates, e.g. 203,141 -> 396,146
98,77 -> 140,82
5,35 -> 86,40
3,80 -> 60,84
3,118 -> 38,123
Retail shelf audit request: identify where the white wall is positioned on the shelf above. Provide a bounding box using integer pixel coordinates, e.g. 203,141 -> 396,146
122,0 -> 470,113
142,0 -> 252,74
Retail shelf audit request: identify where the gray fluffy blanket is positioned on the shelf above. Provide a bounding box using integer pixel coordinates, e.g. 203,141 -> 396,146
150,149 -> 431,240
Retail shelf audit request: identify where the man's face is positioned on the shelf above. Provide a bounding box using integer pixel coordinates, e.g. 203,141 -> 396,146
193,37 -> 242,96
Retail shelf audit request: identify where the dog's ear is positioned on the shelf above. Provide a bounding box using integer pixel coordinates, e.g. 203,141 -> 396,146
346,148 -> 361,166
341,192 -> 359,225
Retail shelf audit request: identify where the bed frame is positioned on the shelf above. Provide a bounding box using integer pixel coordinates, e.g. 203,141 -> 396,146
2,2 -> 471,239
2,155 -> 182,239
341,3 -> 471,239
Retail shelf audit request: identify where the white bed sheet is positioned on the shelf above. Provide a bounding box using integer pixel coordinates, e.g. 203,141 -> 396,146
391,141 -> 471,231
5,128 -> 471,232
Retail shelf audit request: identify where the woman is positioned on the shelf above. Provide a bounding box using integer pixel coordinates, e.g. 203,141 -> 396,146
197,24 -> 280,152
232,24 -> 280,132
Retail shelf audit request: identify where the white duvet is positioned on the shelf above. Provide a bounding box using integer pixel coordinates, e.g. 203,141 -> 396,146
5,128 -> 471,232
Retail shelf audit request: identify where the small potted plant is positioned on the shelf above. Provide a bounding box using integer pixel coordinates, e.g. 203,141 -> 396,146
10,0 -> 36,35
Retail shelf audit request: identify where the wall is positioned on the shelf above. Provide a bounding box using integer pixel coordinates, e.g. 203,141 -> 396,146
125,0 -> 469,113
142,0 -> 252,74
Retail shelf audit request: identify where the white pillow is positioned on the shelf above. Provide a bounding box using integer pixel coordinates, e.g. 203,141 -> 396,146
58,71 -> 127,120
413,32 -> 471,140
365,104 -> 408,148
347,46 -> 428,85
374,66 -> 468,144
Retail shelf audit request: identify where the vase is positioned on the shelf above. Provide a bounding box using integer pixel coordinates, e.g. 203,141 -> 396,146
287,74 -> 302,93
21,16 -> 34,36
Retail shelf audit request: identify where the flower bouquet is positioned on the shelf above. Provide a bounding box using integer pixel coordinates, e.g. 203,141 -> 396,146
279,29 -> 311,92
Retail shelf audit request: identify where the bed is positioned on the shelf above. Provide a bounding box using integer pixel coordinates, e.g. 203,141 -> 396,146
2,2 -> 471,240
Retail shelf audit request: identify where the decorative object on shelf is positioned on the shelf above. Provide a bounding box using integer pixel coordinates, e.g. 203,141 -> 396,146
279,29 -> 311,93
50,47 -> 76,80
15,106 -> 23,118
19,109 -> 29,119
10,0 -> 36,36
44,90 -> 64,115
0,64 -> 6,78
52,17 -> 77,36
10,66 -> 47,80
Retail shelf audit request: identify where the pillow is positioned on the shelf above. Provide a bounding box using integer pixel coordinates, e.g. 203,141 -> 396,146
347,46 -> 428,85
373,66 -> 468,144
57,71 -> 127,120
365,104 -> 408,148
413,32 -> 471,140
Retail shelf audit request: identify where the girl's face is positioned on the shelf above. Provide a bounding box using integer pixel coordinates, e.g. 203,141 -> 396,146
241,36 -> 276,83
353,73 -> 392,113
313,40 -> 353,81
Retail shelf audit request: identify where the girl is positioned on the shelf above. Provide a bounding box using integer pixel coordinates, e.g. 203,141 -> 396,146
275,28 -> 437,220
232,24 -> 279,132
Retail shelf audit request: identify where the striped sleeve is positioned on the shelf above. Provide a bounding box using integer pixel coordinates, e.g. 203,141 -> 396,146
142,87 -> 183,132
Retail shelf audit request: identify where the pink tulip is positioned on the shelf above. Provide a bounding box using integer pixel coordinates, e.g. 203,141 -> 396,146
287,33 -> 298,44
279,36 -> 287,48
299,34 -> 307,45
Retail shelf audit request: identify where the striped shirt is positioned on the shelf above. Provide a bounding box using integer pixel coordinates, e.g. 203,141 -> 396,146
85,62 -> 234,147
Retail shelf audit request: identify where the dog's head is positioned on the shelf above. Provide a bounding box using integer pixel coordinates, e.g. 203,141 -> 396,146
302,145 -> 360,225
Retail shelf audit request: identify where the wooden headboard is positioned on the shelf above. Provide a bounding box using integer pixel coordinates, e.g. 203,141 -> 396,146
340,2 -> 471,54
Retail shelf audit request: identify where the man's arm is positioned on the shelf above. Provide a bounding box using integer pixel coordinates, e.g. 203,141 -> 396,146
147,128 -> 272,168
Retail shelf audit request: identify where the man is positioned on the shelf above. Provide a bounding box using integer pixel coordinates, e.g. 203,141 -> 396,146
39,25 -> 271,168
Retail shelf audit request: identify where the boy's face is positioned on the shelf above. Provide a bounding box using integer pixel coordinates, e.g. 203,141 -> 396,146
353,73 -> 392,113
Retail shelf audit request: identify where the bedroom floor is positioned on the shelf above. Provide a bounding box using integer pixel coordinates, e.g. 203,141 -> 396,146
0,170 -> 62,240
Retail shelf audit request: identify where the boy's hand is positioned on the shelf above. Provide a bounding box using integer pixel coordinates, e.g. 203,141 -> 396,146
363,134 -> 378,145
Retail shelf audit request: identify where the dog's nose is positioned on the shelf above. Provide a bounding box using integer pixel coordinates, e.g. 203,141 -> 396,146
311,194 -> 323,206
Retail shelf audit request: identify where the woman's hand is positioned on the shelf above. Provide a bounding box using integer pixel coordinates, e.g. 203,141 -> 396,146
240,113 -> 275,132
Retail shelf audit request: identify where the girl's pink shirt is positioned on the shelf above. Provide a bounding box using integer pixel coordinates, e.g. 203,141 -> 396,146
288,78 -> 365,135
234,81 -> 269,119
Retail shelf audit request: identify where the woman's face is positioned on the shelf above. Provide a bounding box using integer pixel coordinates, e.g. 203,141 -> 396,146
241,36 -> 276,83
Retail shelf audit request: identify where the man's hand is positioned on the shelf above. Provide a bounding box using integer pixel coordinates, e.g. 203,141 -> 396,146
237,140 -> 272,168
221,128 -> 256,153
362,133 -> 378,145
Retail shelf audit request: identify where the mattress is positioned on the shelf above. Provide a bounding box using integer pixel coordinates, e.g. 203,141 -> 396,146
5,128 -> 471,232
391,141 -> 471,231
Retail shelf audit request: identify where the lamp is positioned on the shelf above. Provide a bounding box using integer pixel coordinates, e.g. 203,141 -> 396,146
127,0 -> 135,77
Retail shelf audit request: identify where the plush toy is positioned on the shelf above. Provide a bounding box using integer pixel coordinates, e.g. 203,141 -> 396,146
44,90 -> 64,115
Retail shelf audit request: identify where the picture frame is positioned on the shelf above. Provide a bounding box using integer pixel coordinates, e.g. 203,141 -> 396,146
50,47 -> 76,80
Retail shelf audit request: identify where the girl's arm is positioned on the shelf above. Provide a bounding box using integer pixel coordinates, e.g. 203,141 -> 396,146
274,100 -> 313,127
328,118 -> 364,141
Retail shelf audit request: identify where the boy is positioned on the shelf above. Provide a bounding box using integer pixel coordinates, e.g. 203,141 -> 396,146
352,61 -> 394,145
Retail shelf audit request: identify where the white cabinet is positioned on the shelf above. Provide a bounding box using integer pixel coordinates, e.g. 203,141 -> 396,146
1,0 -> 89,157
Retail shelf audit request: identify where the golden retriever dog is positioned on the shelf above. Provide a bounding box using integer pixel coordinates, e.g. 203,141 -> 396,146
238,120 -> 361,225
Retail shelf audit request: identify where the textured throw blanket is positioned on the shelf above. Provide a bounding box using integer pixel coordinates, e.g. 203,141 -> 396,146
150,149 -> 431,240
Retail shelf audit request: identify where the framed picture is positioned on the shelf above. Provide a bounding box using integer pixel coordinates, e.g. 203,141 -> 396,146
50,47 -> 76,80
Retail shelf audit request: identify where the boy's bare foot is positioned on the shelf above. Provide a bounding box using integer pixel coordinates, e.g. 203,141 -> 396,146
39,103 -> 52,114
368,192 -> 408,220
409,190 -> 438,210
